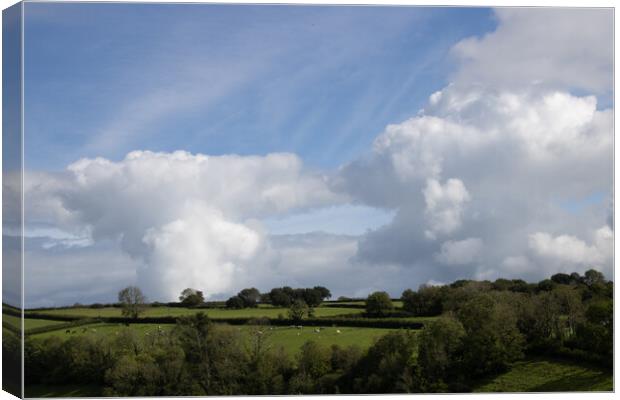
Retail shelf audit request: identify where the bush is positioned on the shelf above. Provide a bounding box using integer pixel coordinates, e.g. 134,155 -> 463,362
365,292 -> 393,317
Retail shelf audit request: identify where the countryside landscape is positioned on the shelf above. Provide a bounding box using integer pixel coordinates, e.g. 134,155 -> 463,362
2,269 -> 613,395
2,3 -> 614,398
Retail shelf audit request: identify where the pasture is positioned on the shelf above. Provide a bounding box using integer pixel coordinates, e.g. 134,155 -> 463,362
27,321 -> 400,356
4,313 -> 69,330
29,305 -> 364,319
474,357 -> 613,392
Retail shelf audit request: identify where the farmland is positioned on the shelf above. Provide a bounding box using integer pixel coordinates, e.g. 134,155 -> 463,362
473,357 -> 613,392
28,304 -> 364,319
7,270 -> 614,396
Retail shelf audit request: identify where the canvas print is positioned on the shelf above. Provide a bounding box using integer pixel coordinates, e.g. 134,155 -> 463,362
2,2 -> 614,397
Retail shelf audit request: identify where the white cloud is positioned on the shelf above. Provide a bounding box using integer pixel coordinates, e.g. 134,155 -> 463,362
452,8 -> 613,94
339,83 -> 612,284
423,178 -> 470,239
23,150 -> 343,302
435,238 -> 483,265
528,225 -> 612,269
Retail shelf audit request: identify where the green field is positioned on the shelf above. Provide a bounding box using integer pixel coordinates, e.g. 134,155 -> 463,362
29,322 -> 174,340
29,305 -> 364,319
474,358 -> 613,392
25,384 -> 101,398
29,321 -> 399,356
235,325 -> 403,355
4,314 -> 69,330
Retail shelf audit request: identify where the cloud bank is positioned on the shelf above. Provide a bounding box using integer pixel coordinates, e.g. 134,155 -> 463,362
18,8 -> 613,306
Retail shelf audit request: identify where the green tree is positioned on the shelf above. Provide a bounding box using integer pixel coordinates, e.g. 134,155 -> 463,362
238,288 -> 261,308
417,315 -> 466,390
288,299 -> 309,322
366,291 -> 393,317
118,286 -> 146,319
269,288 -> 292,307
226,295 -> 245,309
179,288 -> 205,307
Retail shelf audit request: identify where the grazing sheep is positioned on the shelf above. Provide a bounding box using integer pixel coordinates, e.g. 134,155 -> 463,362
314,328 -> 320,333
336,329 -> 341,334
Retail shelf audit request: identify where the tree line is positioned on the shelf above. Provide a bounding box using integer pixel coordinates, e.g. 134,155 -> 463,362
10,269 -> 612,395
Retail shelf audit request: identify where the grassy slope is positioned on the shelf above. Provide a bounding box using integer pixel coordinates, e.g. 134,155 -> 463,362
30,305 -> 364,319
29,322 -> 400,355
474,357 -> 613,392
4,313 -> 68,330
25,383 -> 101,398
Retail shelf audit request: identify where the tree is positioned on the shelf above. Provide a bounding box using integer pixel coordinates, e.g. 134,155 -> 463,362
269,288 -> 292,307
417,316 -> 466,390
583,269 -> 605,288
402,285 -> 442,316
118,286 -> 146,319
238,288 -> 261,308
179,288 -> 205,307
288,299 -> 309,322
313,286 -> 332,300
365,291 -> 393,317
550,272 -> 571,285
226,296 -> 245,309
302,289 -> 323,308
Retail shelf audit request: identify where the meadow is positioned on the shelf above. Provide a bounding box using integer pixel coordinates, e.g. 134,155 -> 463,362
26,320 -> 400,356
28,305 -> 364,319
473,357 -> 613,392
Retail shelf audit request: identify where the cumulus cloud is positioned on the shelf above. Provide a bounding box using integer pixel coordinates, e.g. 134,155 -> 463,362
528,225 -> 612,268
451,8 -> 613,94
435,238 -> 483,266
20,8 -> 613,305
22,150 -> 343,302
423,178 -> 470,239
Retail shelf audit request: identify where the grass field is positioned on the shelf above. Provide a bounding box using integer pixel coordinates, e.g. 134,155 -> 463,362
4,314 -> 70,330
235,325 -> 403,355
29,305 -> 364,319
25,384 -> 101,398
29,321 -> 400,356
474,357 -> 613,392
29,322 -> 175,340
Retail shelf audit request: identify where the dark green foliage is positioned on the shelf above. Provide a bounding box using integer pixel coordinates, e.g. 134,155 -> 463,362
401,285 -> 443,316
118,286 -> 146,319
288,299 -> 309,322
179,288 -> 205,307
456,294 -> 525,377
267,286 -> 331,308
22,270 -> 612,395
416,316 -> 466,391
365,291 -> 393,317
551,273 -> 572,285
225,296 -> 245,309
537,279 -> 556,292
342,331 -> 418,393
236,288 -> 261,308
269,288 -> 292,307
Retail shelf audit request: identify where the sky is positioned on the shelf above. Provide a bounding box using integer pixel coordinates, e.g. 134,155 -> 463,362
7,4 -> 613,307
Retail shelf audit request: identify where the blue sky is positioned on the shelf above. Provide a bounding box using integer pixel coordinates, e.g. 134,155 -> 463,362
24,3 -> 494,171
14,5 -> 612,306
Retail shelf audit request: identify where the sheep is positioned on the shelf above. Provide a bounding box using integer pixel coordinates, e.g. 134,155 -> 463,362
314,328 -> 320,333
336,330 -> 341,334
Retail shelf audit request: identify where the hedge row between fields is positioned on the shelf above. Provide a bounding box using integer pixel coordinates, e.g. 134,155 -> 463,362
21,311 -> 425,330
